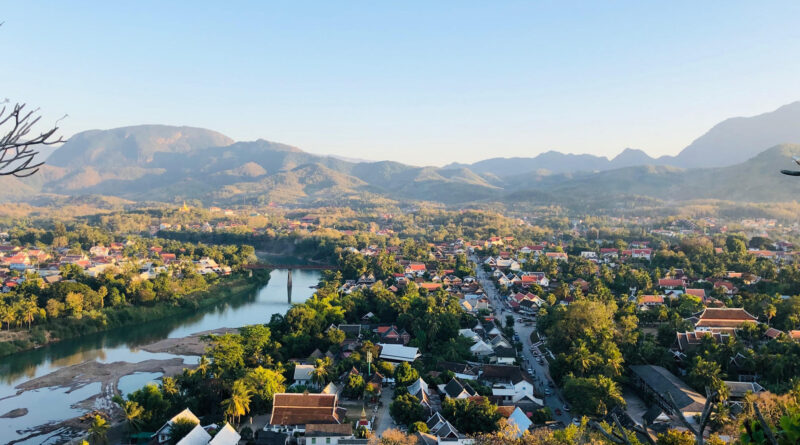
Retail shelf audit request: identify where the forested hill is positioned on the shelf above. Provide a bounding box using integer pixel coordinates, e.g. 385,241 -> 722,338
8,119 -> 800,207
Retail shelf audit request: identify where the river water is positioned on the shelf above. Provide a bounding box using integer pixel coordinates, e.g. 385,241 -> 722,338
0,268 -> 321,444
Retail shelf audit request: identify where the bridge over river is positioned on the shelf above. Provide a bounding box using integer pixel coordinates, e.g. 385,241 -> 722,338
244,263 -> 336,289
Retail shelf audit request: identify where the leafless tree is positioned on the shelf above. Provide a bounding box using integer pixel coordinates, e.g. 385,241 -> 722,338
0,100 -> 65,177
0,21 -> 65,177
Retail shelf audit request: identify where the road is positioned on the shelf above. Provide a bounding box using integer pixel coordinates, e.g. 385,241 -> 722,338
373,387 -> 395,436
472,255 -> 574,426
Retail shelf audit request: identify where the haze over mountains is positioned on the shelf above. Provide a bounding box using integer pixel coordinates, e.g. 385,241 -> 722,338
8,101 -> 800,206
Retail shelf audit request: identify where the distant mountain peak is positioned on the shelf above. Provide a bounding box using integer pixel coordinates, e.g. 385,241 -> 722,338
673,100 -> 800,168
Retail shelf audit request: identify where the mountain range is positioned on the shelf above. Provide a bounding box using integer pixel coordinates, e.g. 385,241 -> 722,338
446,101 -> 800,176
6,101 -> 800,207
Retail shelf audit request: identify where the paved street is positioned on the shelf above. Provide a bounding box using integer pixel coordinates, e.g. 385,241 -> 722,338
472,255 -> 574,426
373,387 -> 395,435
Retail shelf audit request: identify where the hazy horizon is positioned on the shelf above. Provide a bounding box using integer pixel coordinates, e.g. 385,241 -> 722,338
4,1 -> 800,165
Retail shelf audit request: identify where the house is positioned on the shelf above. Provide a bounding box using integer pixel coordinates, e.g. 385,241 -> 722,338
408,378 -> 434,413
375,325 -> 411,345
303,424 -> 355,445
629,365 -> 707,425
267,393 -> 345,434
419,412 -> 469,445
377,343 -> 420,363
294,364 -> 316,388
675,331 -> 729,352
505,407 -> 533,438
631,248 -> 653,260
724,381 -> 764,401
208,424 -> 241,445
152,409 -> 240,445
694,308 -> 758,334
405,263 -> 427,276
600,248 -> 619,258
469,339 -> 494,357
545,252 -> 568,262
492,346 -> 517,365
711,280 -> 738,296
580,251 -> 597,259
638,295 -> 664,307
441,378 -> 477,399
153,408 -> 202,444
338,324 -> 363,339
658,278 -> 685,289
480,365 -> 541,406
520,272 -> 549,288
685,288 -> 706,299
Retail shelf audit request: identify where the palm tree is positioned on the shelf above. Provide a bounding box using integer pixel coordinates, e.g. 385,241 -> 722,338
193,355 -> 210,377
88,415 -> 110,445
569,340 -> 599,375
311,358 -> 332,387
0,304 -> 13,330
161,376 -> 179,397
765,304 -> 777,325
222,380 -> 252,425
22,299 -> 38,330
118,400 -> 144,436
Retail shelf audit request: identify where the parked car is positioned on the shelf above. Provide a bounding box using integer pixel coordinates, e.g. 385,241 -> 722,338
554,408 -> 561,415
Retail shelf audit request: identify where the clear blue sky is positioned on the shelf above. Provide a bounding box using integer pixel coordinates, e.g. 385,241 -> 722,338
3,1 -> 800,165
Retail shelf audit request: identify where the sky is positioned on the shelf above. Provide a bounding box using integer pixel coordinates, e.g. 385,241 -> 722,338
2,1 -> 800,165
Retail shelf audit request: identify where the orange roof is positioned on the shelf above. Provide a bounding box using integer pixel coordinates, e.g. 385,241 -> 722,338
419,282 -> 442,290
640,295 -> 664,304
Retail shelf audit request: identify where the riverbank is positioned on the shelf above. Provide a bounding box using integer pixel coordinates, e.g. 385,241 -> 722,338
0,272 -> 270,358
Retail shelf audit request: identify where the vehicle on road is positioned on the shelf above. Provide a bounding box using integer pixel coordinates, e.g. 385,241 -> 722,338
545,389 -> 552,395
554,408 -> 561,415
563,405 -> 570,412
572,418 -> 580,426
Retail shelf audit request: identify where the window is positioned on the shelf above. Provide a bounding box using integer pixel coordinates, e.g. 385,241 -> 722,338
326,439 -> 331,444
311,439 -> 316,444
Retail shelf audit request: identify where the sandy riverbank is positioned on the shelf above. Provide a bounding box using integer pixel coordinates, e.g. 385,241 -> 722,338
4,328 -> 236,444
139,327 -> 238,356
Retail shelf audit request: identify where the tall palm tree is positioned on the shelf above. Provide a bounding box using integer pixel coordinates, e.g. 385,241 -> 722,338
765,304 -> 777,325
311,358 -> 332,387
222,380 -> 252,425
118,400 -> 144,436
22,299 -> 38,330
0,304 -> 13,330
88,415 -> 110,445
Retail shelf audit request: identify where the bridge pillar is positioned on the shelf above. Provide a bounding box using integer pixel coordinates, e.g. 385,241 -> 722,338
287,269 -> 293,304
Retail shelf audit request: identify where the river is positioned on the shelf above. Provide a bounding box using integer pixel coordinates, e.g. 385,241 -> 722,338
0,268 -> 321,445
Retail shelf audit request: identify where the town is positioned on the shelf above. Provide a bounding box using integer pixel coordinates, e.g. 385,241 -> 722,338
2,206 -> 800,445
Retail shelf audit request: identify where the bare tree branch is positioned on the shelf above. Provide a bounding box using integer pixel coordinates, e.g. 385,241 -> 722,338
0,101 -> 66,177
752,403 -> 778,445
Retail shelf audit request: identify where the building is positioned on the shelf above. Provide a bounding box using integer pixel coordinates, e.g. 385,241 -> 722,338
440,378 -> 477,400
377,343 -> 420,362
303,424 -> 355,445
694,308 -> 758,334
629,365 -> 706,423
294,364 -> 316,387
152,409 -> 240,445
267,393 -> 345,434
